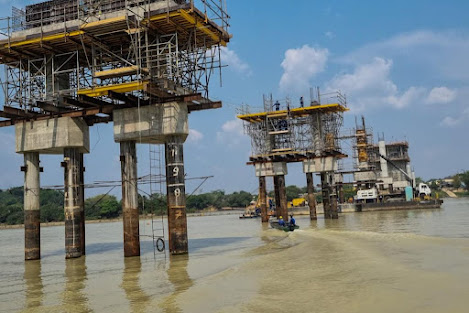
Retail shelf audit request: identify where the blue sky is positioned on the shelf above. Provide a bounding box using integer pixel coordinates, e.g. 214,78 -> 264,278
1,0 -> 469,197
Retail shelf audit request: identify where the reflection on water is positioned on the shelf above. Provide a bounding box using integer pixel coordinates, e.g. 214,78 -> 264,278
63,257 -> 91,312
160,255 -> 193,313
121,257 -> 150,313
23,260 -> 43,310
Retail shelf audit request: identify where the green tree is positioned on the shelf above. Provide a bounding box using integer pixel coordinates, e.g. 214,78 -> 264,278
460,171 -> 469,190
225,191 -> 252,207
285,185 -> 304,201
453,175 -> 462,189
85,194 -> 121,219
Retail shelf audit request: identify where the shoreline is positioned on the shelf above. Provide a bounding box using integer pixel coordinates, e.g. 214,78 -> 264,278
0,209 -> 244,230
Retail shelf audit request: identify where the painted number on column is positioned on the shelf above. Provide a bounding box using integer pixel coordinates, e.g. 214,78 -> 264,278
173,166 -> 179,177
171,147 -> 177,157
174,188 -> 181,198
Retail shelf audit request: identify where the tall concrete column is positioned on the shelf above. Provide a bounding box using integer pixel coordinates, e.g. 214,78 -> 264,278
120,141 -> 140,257
24,152 -> 41,260
64,148 -> 83,259
165,137 -> 188,254
273,176 -> 280,216
331,189 -> 339,219
79,153 -> 85,255
274,175 -> 288,222
321,173 -> 332,219
338,184 -> 345,204
259,176 -> 268,222
306,172 -> 317,220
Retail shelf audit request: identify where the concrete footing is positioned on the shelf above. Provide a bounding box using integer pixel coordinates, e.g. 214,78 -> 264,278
63,148 -> 83,259
165,137 -> 188,254
24,152 -> 41,260
120,141 -> 140,257
306,172 -> 317,220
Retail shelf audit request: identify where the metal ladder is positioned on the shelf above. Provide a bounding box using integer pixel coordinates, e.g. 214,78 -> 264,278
149,143 -> 166,255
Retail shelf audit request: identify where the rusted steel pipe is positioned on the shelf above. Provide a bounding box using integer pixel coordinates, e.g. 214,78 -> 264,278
64,148 -> 82,259
306,172 -> 317,220
165,137 -> 188,254
24,152 -> 41,260
274,175 -> 288,222
120,141 -> 140,257
259,176 -> 268,222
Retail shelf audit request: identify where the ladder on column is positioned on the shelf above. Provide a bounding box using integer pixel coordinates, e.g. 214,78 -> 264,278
149,144 -> 166,255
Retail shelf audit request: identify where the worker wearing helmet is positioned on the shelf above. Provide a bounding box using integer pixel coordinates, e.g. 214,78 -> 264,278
278,216 -> 285,226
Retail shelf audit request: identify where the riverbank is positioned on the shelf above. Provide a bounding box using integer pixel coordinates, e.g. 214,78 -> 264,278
0,209 -> 244,230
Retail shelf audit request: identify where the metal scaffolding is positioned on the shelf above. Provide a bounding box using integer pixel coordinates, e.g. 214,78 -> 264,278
0,0 -> 230,119
238,89 -> 348,162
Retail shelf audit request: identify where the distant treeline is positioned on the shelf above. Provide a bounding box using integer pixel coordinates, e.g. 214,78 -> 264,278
0,187 -> 254,225
0,184 -> 357,226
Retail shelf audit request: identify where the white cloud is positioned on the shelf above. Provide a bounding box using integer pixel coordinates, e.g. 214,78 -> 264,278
339,30 -> 469,81
440,107 -> 469,127
426,87 -> 457,104
326,57 -> 425,111
187,129 -> 204,143
220,47 -> 252,76
216,119 -> 246,146
279,45 -> 329,93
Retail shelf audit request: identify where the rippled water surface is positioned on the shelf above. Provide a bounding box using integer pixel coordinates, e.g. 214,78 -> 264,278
1,198 -> 468,312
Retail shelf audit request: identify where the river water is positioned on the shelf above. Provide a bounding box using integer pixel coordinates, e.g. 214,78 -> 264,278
1,198 -> 468,313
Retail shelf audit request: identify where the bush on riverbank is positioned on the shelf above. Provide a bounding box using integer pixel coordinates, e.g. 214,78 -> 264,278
0,187 -> 255,225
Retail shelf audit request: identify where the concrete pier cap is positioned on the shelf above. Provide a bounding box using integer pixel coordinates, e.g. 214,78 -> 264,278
255,162 -> 288,177
113,102 -> 189,143
303,157 -> 337,173
15,117 -> 90,154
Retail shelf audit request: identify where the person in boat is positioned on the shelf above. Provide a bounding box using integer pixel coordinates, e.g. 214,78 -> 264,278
290,214 -> 296,226
278,216 -> 285,226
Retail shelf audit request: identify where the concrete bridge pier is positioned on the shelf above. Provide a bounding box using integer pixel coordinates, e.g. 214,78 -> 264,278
16,117 -> 90,259
306,172 -> 317,220
303,157 -> 338,219
120,141 -> 140,257
23,152 -> 41,260
113,102 -> 189,255
165,136 -> 188,254
63,148 -> 83,259
255,162 -> 288,222
258,176 -> 268,222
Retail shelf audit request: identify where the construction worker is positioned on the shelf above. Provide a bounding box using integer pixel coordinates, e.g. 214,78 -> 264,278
278,216 -> 285,226
273,101 -> 280,111
300,96 -> 304,107
290,214 -> 296,226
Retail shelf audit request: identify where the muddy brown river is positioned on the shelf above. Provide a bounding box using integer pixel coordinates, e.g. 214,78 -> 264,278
1,198 -> 468,312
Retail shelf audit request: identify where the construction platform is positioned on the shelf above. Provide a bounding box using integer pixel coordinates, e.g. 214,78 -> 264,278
0,0 -> 231,128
